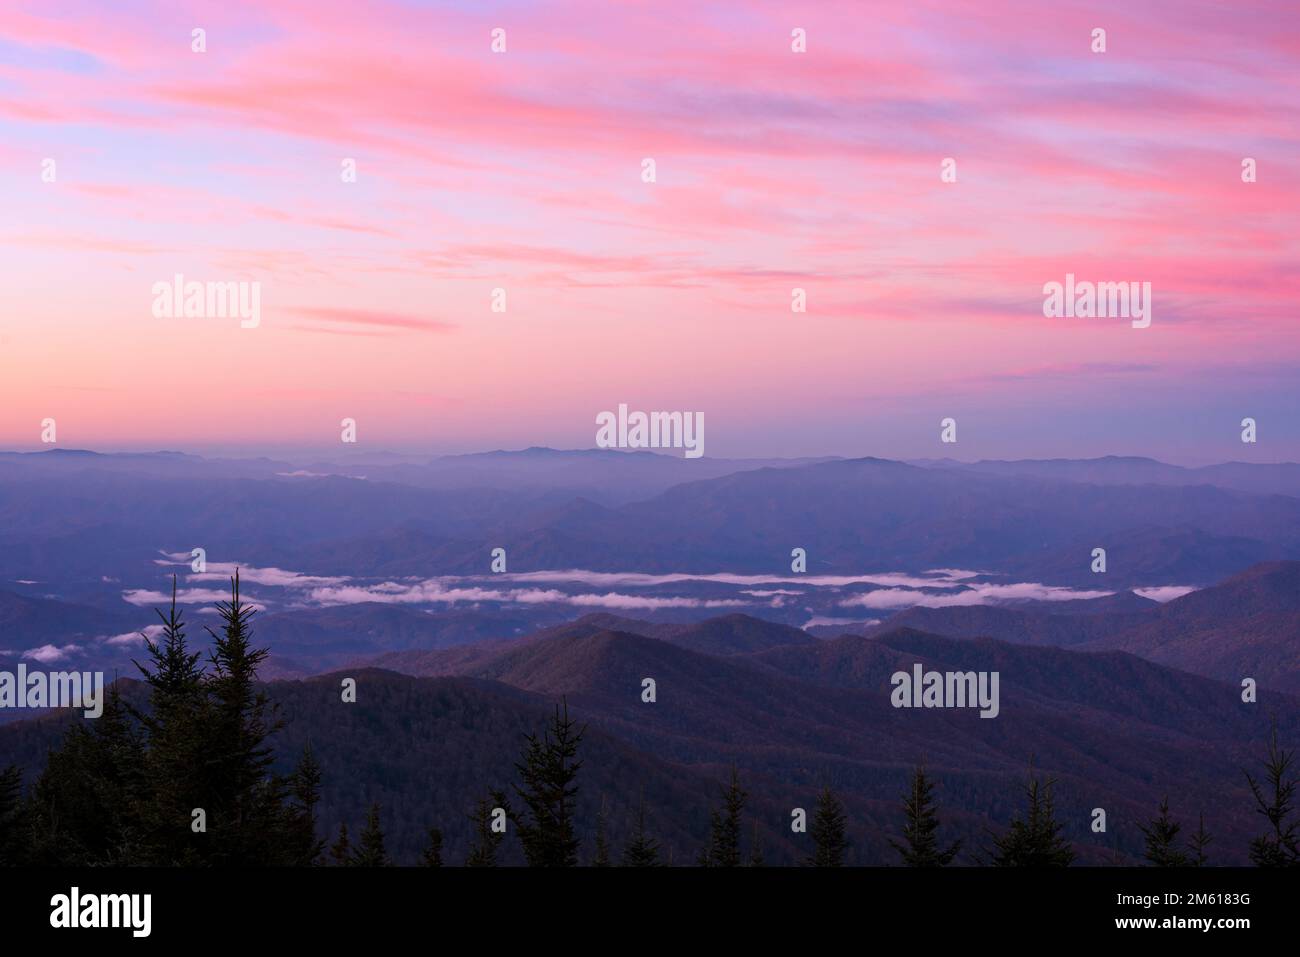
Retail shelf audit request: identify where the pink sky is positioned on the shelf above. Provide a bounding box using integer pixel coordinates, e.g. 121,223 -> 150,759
1,0 -> 1297,462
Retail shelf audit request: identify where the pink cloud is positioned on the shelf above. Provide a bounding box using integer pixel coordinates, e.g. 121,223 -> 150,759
287,307 -> 456,334
0,0 -> 1296,458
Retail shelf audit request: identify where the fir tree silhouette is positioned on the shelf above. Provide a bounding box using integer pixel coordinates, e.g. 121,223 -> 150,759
465,790 -> 510,867
421,826 -> 444,867
695,829 -> 714,867
889,768 -> 960,866
204,570 -> 285,865
808,785 -> 851,867
351,802 -> 390,866
622,795 -> 662,867
0,765 -> 25,865
26,681 -> 146,866
1244,720 -> 1300,866
592,796 -> 611,867
1138,797 -> 1188,866
988,772 -> 1074,867
329,822 -> 352,866
1187,813 -> 1212,867
16,574 -> 314,868
701,766 -> 747,867
748,819 -> 765,867
286,744 -> 325,866
513,699 -> 584,867
133,577 -> 203,703
129,577 -> 209,865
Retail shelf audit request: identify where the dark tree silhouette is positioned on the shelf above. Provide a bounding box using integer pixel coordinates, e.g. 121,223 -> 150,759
351,803 -> 390,866
988,772 -> 1074,867
890,768 -> 959,867
130,578 -> 209,865
420,826 -> 444,867
0,765 -> 26,865
14,574 -> 321,867
808,786 -> 851,867
622,796 -> 661,867
1245,722 -> 1300,866
203,570 -> 285,865
26,683 -> 145,866
702,766 -> 747,867
329,823 -> 352,866
591,796 -> 611,867
513,700 -> 584,867
695,831 -> 713,867
1138,797 -> 1188,866
286,744 -> 324,866
133,577 -> 204,701
1187,813 -> 1212,867
465,790 -> 510,867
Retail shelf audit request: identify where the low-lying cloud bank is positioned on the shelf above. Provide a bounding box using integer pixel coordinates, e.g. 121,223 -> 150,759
838,582 -> 1114,610
123,557 -> 1197,615
304,582 -> 748,611
1134,585 -> 1197,602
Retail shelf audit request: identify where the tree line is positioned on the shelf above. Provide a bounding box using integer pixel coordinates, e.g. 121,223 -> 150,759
0,575 -> 1297,867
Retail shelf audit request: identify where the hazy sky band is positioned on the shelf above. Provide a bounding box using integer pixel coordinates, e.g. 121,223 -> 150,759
0,0 -> 1297,462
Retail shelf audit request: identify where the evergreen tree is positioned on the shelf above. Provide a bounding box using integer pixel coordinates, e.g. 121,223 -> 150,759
1244,722 -> 1300,866
329,822 -> 352,866
988,772 -> 1074,867
702,766 -> 747,867
0,765 -> 26,865
513,700 -> 584,867
808,785 -> 851,867
695,823 -> 714,867
1138,797 -> 1188,866
466,790 -> 510,867
203,570 -> 285,865
592,796 -> 611,867
748,819 -> 765,867
133,577 -> 204,703
93,682 -> 147,861
1105,839 -> 1127,866
351,802 -> 390,866
285,744 -> 325,866
622,796 -> 662,867
890,768 -> 960,867
21,575 -> 313,868
27,682 -> 147,866
130,578 -> 209,865
1187,813 -> 1212,867
420,826 -> 444,867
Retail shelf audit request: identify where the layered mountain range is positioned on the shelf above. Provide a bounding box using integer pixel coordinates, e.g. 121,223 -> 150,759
3,612 -> 1293,864
1,449 -> 1296,589
1,446 -> 1295,863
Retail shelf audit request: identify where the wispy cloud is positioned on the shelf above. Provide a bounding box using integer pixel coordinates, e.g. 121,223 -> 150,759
185,562 -> 349,589
304,581 -> 747,611
1134,585 -> 1197,602
839,583 -> 1114,610
150,560 -> 1121,615
496,569 -> 982,589
286,307 -> 455,335
22,643 -> 81,663
101,624 -> 165,647
803,615 -> 880,629
122,587 -> 251,607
